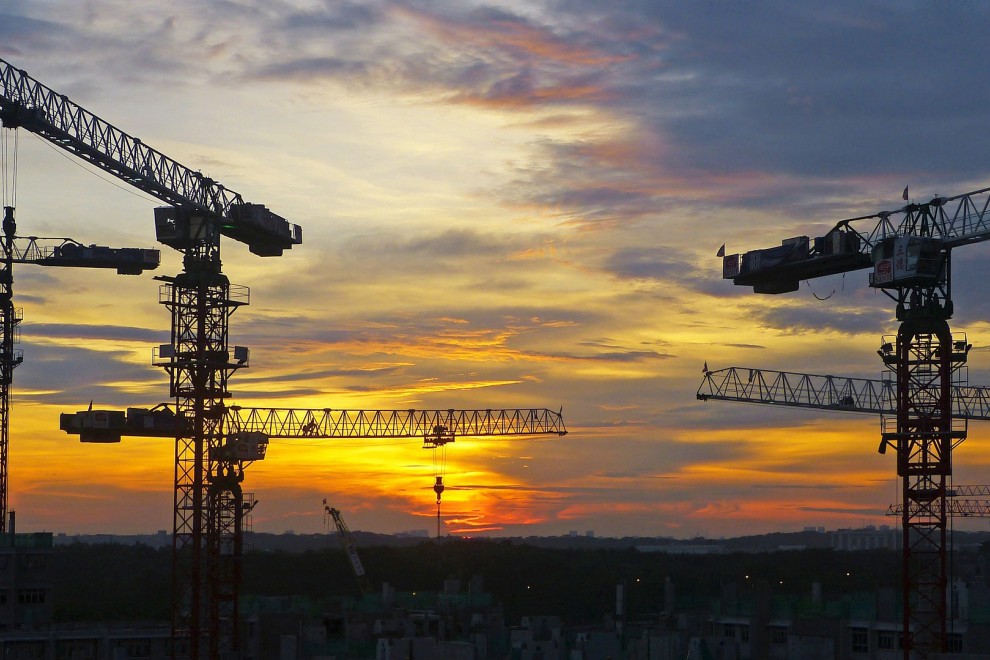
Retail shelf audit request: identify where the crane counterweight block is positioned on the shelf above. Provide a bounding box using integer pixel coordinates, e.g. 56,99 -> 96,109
60,405 -> 189,441
33,241 -> 161,274
724,229 -> 872,294
227,203 -> 302,256
59,409 -> 125,443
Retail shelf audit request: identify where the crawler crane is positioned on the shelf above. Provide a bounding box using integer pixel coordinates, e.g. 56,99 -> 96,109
711,185 -> 990,658
323,501 -> 372,596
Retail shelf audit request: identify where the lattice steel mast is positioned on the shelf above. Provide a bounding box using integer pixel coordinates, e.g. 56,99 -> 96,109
717,186 -> 990,659
0,56 -> 300,659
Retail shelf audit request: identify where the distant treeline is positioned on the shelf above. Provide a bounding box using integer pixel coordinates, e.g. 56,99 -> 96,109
50,539 -> 915,625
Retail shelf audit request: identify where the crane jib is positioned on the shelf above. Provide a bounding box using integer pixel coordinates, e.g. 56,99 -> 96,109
59,405 -> 569,441
0,57 -> 302,255
722,186 -> 990,293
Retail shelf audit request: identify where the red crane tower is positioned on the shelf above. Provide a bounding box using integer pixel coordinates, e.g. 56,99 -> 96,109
713,186 -> 990,658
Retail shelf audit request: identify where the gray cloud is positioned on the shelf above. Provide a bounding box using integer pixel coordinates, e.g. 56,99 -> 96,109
745,302 -> 892,336
797,505 -> 886,516
15,343 -> 161,407
24,322 -> 165,343
604,247 -> 695,281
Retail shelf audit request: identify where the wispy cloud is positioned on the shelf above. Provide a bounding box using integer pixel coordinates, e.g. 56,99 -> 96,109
4,1 -> 990,538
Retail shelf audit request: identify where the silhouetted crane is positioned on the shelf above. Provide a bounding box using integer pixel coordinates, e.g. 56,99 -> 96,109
714,185 -> 990,658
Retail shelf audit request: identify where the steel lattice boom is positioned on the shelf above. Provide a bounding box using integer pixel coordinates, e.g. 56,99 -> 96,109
889,501 -> 990,518
60,405 -> 568,443
0,58 -> 301,257
224,406 -> 567,441
888,485 -> 990,518
698,366 -> 990,421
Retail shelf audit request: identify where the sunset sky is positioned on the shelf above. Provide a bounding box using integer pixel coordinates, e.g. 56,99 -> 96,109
3,1 -> 990,539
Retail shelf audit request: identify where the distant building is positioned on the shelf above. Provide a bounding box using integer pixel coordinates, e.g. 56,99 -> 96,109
635,544 -> 727,555
511,615 -> 563,660
395,529 -> 430,538
0,527 -> 54,634
832,526 -> 901,551
0,520 -> 172,659
53,530 -> 171,549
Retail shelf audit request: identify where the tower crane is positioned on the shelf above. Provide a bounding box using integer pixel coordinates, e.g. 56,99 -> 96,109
60,402 -> 566,647
1,56 -> 566,659
323,501 -> 372,596
713,184 -> 990,658
1,57 -> 301,660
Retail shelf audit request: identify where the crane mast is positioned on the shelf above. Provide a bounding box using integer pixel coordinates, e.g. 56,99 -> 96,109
0,207 -> 17,539
1,56 -> 301,659
716,186 -> 990,659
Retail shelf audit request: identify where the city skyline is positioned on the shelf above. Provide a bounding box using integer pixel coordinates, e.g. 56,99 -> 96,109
2,1 -> 990,539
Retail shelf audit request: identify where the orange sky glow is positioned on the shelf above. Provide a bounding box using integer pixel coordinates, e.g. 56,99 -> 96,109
3,2 -> 990,541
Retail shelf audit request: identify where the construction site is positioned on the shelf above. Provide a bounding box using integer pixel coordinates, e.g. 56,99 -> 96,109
0,57 -> 570,660
5,7 -> 990,660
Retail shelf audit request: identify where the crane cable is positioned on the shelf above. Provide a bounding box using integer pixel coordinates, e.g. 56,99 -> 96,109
805,271 -> 847,301
433,440 -> 447,537
1,127 -> 16,208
